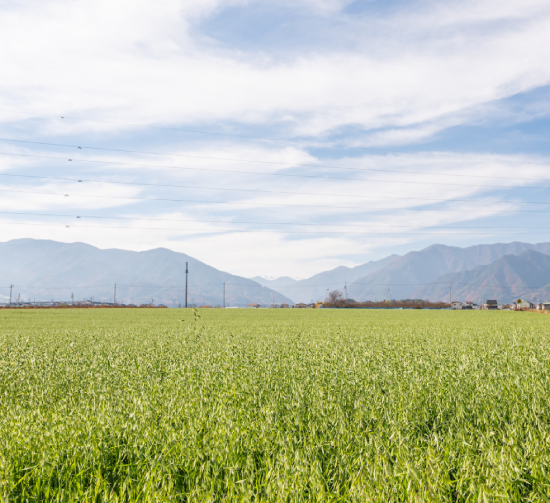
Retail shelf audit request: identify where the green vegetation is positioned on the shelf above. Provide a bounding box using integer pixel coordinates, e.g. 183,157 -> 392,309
1,309 -> 550,501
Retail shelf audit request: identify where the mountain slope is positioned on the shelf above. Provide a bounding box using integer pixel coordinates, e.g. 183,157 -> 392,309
0,239 -> 293,307
412,250 -> 550,304
348,242 -> 550,301
250,276 -> 298,288
254,254 -> 399,303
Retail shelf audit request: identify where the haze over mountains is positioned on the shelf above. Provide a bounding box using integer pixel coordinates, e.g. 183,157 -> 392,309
258,242 -> 550,304
413,250 -> 550,304
252,255 -> 399,303
3,239 -> 550,306
346,242 -> 550,304
0,239 -> 292,307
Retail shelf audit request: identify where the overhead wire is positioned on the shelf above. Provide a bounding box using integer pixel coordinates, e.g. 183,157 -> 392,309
0,107 -> 547,166
0,116 -> 547,267
0,142 -> 549,190
1,187 -> 549,213
4,280 -> 547,291
1,169 -> 550,206
4,210 -> 550,229
0,111 -> 546,301
2,220 -> 548,235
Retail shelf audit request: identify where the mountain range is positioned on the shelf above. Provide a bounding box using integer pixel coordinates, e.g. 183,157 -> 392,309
346,242 -> 550,304
251,254 -> 398,304
256,242 -> 550,305
0,239 -> 293,307
413,250 -> 550,304
3,238 -> 550,307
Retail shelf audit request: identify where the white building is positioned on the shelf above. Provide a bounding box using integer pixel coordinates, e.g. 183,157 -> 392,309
451,301 -> 463,310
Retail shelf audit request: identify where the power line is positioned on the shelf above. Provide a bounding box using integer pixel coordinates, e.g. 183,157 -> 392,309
2,220 -> 548,235
4,280 -> 548,291
444,282 -> 549,290
0,142 -> 549,190
4,210 -> 550,229
0,107 -> 547,166
0,187 -> 548,213
1,169 -> 550,206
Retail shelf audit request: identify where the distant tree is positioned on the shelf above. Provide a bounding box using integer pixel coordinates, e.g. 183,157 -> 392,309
328,290 -> 343,303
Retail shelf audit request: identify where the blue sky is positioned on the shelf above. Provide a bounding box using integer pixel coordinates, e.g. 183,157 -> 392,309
0,0 -> 549,279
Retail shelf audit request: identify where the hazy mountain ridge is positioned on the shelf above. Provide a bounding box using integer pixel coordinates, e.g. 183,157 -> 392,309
4,239 -> 550,306
251,276 -> 299,287
347,242 -> 550,302
0,239 -> 293,306
253,255 -> 399,303
412,250 -> 550,304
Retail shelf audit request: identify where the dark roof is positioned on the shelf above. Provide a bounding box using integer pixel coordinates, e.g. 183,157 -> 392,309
486,300 -> 498,305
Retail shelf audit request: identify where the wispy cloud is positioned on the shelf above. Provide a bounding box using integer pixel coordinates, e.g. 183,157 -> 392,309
0,0 -> 549,277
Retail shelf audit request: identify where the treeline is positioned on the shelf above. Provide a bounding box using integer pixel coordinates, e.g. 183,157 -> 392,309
0,304 -> 168,310
324,300 -> 450,309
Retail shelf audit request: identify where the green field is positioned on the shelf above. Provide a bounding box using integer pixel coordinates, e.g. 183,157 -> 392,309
1,309 -> 550,501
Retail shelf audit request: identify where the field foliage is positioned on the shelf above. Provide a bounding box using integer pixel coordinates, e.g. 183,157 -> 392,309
1,309 -> 550,501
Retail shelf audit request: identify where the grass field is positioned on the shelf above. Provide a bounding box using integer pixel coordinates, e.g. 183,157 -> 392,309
1,308 -> 550,501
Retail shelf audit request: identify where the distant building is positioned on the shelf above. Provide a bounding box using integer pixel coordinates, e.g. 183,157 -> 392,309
281,303 -> 290,308
484,300 -> 498,310
294,303 -> 307,308
248,303 -> 261,308
517,300 -> 534,309
451,301 -> 463,310
537,303 -> 550,310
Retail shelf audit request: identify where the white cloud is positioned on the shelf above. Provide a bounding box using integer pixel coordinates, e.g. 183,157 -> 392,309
0,137 -> 547,277
1,0 -> 549,277
0,0 -> 549,139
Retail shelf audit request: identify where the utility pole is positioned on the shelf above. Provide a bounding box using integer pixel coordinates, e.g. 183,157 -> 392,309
449,282 -> 451,306
185,262 -> 188,308
9,284 -> 13,305
71,293 -> 74,305
114,283 -> 117,305
345,282 -> 348,302
223,282 -> 225,309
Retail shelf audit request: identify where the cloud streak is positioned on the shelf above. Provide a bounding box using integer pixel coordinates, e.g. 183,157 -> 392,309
0,0 -> 549,277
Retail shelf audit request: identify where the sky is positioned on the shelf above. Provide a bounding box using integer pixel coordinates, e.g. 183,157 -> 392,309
1,0 -> 550,279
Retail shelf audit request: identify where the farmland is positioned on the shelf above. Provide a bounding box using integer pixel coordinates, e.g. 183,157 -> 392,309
1,309 -> 550,501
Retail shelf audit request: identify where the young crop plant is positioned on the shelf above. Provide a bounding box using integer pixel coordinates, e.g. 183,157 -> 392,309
0,308 -> 549,501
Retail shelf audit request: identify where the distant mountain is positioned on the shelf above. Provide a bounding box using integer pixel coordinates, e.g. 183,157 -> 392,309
255,255 -> 399,303
251,276 -> 299,288
412,250 -> 550,304
348,242 -> 550,302
0,239 -> 293,307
